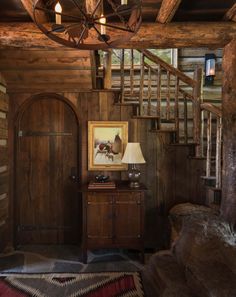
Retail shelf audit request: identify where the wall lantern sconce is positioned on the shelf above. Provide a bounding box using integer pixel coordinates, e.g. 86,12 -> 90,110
205,53 -> 216,86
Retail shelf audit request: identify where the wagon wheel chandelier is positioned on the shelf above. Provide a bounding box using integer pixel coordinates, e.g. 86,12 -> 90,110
33,0 -> 142,50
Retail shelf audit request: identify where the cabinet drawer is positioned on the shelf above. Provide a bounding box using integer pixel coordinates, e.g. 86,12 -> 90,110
116,192 -> 142,204
87,192 -> 114,204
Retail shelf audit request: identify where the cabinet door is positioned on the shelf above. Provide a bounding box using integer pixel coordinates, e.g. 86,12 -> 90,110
87,193 -> 113,246
115,192 -> 143,245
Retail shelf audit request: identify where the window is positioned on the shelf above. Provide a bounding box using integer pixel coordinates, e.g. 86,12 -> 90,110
101,48 -> 178,67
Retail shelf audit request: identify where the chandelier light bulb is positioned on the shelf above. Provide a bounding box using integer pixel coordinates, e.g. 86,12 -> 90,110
100,14 -> 106,35
121,0 -> 128,5
55,2 -> 62,25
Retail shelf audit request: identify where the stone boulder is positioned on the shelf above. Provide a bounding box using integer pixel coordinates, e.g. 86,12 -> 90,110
143,203 -> 236,297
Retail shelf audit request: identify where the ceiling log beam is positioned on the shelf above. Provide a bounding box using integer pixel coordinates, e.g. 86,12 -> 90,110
0,22 -> 236,49
20,0 -> 47,23
224,4 -> 236,22
156,0 -> 181,23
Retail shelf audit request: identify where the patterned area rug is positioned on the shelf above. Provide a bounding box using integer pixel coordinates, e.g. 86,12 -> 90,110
0,272 -> 145,297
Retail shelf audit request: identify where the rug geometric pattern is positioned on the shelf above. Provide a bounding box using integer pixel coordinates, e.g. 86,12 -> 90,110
0,272 -> 145,297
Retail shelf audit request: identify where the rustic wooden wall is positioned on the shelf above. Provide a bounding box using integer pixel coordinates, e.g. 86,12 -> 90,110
0,49 -> 93,92
3,47 -> 222,250
179,48 -> 222,105
0,73 -> 9,252
9,90 -> 207,248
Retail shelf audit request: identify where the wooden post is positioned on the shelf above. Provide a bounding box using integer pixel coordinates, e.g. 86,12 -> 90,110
130,49 -> 134,96
120,49 -> 125,103
192,67 -> 202,157
183,94 -> 188,144
103,50 -> 112,89
174,76 -> 179,142
221,39 -> 236,228
166,71 -> 170,120
156,65 -> 161,122
216,116 -> 222,189
139,53 -> 145,116
206,111 -> 212,177
148,67 -> 152,116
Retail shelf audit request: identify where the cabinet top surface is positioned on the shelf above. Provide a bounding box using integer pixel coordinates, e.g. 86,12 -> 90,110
78,181 -> 147,192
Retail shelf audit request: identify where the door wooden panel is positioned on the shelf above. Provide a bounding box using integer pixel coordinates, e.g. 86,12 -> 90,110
16,96 -> 79,245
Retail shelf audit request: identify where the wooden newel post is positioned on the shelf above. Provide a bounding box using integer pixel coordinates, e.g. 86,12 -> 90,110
103,50 -> 112,89
192,67 -> 202,157
221,39 -> 236,228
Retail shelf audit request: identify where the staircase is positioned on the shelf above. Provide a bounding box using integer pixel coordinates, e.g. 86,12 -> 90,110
108,49 -> 222,206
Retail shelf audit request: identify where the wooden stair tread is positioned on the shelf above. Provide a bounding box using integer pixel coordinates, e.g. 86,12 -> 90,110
201,176 -> 216,180
206,186 -> 221,191
114,102 -> 139,106
189,156 -> 206,160
132,115 -> 159,119
169,142 -> 197,147
149,129 -> 177,133
160,119 -> 176,123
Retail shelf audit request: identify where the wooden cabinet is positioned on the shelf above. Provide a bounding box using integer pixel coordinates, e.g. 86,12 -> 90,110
81,182 -> 146,263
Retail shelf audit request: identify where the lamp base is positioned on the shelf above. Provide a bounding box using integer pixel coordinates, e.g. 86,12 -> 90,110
129,181 -> 140,188
128,164 -> 141,188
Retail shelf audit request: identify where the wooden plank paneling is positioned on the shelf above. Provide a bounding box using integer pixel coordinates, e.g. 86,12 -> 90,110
0,49 -> 93,90
179,48 -> 222,104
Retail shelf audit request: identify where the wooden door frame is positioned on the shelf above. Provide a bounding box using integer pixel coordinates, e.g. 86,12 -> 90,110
13,93 -> 81,247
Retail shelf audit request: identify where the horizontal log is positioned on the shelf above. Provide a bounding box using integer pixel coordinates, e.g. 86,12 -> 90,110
0,118 -> 7,130
0,147 -> 8,165
179,48 -> 223,58
0,173 -> 8,195
0,94 -> 8,112
0,139 -> 7,146
0,195 -> 8,212
2,70 -> 92,83
0,128 -> 8,139
0,73 -> 6,87
0,50 -> 92,70
0,22 -> 236,49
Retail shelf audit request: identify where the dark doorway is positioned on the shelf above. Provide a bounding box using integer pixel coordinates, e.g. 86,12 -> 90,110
15,94 -> 80,245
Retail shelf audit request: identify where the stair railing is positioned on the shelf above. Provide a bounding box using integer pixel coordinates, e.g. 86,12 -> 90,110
200,103 -> 222,189
115,49 -> 202,148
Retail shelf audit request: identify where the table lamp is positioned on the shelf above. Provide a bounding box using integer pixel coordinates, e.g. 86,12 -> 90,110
122,142 -> 146,188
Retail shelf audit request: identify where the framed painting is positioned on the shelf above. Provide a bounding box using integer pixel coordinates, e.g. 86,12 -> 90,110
88,121 -> 128,171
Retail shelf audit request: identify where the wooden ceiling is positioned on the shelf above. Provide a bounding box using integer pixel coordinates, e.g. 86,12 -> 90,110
0,0 -> 236,50
0,0 -> 235,22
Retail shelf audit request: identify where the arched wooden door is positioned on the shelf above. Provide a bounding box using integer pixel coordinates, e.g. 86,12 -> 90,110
15,95 -> 80,245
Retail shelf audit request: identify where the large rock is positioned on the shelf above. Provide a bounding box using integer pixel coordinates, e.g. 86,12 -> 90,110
173,211 -> 236,297
144,203 -> 236,297
169,203 -> 218,244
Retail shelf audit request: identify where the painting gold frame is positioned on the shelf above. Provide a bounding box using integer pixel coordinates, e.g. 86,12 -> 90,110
88,121 -> 128,171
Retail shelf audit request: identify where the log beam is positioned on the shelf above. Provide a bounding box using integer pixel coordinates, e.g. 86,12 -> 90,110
224,4 -> 236,22
20,0 -> 47,23
156,0 -> 182,23
0,22 -> 236,49
221,39 -> 236,228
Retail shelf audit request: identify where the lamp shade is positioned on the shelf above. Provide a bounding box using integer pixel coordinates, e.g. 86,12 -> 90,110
122,143 -> 146,164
